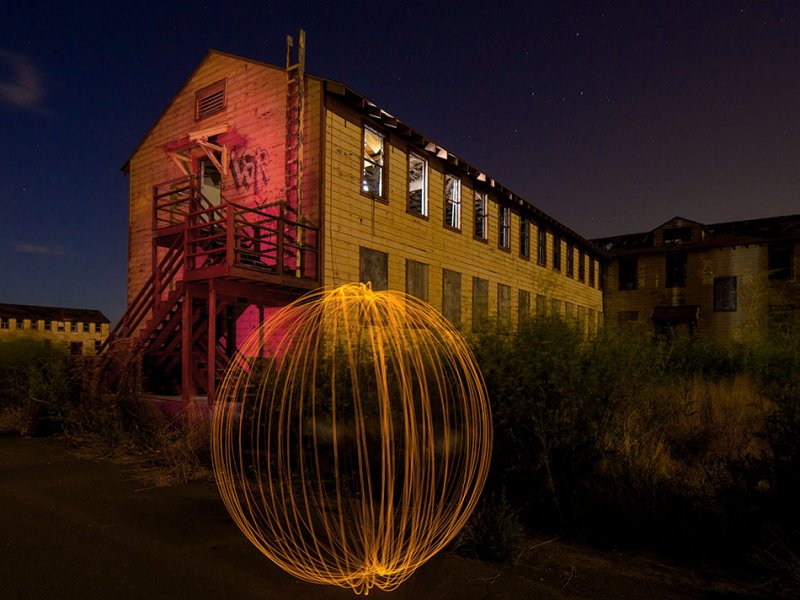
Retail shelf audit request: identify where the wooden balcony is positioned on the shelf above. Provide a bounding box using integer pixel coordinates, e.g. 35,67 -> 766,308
153,176 -> 319,289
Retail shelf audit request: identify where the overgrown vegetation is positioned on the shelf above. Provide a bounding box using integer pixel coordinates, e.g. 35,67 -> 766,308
469,317 -> 800,593
2,317 -> 800,591
0,339 -> 210,485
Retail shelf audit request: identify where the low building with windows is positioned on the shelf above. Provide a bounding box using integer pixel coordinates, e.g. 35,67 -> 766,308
118,39 -> 603,403
594,215 -> 800,341
0,303 -> 110,355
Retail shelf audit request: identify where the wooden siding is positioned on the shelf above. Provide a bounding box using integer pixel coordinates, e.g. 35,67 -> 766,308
127,53 -> 322,306
321,98 -> 603,334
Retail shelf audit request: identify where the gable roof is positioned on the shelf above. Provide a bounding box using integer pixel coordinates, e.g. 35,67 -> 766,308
593,213 -> 800,254
123,49 -> 605,256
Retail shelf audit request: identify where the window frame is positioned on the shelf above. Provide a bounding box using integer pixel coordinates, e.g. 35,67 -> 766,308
578,249 -> 585,282
407,152 -> 429,218
566,243 -> 574,278
519,217 -> 530,259
498,206 -> 511,251
552,233 -> 561,271
537,225 -> 547,266
713,276 -> 738,312
443,174 -> 462,231
474,192 -> 488,242
768,242 -> 793,281
361,125 -> 387,201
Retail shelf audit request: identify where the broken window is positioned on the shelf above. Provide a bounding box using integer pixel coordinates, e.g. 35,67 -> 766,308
442,269 -> 462,325
474,192 -> 488,239
519,289 -> 531,323
497,284 -> 511,328
405,259 -> 429,302
713,276 -> 737,311
499,206 -> 510,249
408,153 -> 428,216
359,247 -> 388,291
768,242 -> 793,281
444,175 -> 461,229
666,252 -> 687,288
472,277 -> 488,330
537,226 -> 547,266
520,217 -> 530,258
618,256 -> 638,291
662,226 -> 692,244
362,127 -> 385,197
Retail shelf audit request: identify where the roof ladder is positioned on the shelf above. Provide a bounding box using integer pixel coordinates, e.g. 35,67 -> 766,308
285,30 -> 305,277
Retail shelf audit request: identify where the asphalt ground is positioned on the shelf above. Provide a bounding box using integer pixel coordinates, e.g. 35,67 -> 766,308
0,435 -> 767,599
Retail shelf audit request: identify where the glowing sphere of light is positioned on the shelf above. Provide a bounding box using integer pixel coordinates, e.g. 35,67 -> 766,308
211,283 -> 492,595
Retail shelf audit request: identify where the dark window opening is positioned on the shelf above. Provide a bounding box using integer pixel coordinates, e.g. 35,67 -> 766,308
618,256 -> 637,291
666,252 -> 687,288
714,276 -> 737,312
537,226 -> 547,266
663,226 -> 692,244
519,218 -> 530,258
566,243 -> 574,278
768,242 -> 793,281
553,234 -> 561,271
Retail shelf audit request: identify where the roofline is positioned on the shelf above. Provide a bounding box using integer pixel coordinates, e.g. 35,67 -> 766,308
123,49 -> 606,256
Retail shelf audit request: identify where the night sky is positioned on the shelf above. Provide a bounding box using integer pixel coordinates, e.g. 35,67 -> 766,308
2,1 -> 799,322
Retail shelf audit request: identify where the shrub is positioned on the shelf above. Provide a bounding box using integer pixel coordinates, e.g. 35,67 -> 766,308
457,490 -> 525,563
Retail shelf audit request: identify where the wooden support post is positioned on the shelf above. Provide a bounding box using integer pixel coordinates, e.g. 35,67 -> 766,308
181,287 -> 193,405
207,281 -> 216,407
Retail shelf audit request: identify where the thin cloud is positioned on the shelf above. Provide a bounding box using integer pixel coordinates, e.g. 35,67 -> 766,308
0,49 -> 45,110
13,242 -> 71,256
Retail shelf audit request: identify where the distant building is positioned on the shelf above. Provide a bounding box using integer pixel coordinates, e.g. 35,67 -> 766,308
0,303 -> 110,355
116,38 -> 603,403
594,215 -> 800,341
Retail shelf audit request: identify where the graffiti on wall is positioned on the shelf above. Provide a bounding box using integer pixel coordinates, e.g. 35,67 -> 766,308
230,147 -> 270,192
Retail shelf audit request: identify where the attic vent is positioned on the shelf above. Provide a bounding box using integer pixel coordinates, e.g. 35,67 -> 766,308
196,80 -> 226,120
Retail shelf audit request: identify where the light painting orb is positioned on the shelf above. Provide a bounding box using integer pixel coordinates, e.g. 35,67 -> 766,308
211,283 -> 492,595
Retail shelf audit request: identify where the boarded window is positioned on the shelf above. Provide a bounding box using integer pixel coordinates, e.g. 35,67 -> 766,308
408,153 -> 428,216
499,207 -> 510,249
472,277 -> 488,330
552,234 -> 561,271
518,289 -> 531,323
359,247 -> 388,290
768,242 -> 793,281
565,302 -> 575,320
666,252 -> 687,288
537,226 -> 547,265
442,269 -> 462,325
618,256 -> 637,290
588,308 -> 596,333
362,127 -> 385,197
474,192 -> 488,239
444,175 -> 461,229
519,217 -> 530,258
713,276 -> 737,311
195,80 -> 226,120
497,284 -> 511,328
536,294 -> 547,317
405,259 -> 429,302
551,298 -> 561,317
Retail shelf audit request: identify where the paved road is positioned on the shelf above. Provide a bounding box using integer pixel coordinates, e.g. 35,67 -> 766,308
0,436 -> 763,599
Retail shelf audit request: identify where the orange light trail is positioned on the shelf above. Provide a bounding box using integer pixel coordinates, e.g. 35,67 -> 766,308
211,283 -> 492,594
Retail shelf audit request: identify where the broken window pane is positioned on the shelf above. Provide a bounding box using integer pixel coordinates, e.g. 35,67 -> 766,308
408,153 -> 428,215
474,192 -> 487,239
444,175 -> 461,229
362,127 -> 384,197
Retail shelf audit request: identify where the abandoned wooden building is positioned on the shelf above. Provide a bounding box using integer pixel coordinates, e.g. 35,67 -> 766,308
0,303 -> 109,355
594,214 -> 800,341
117,36 -> 604,403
